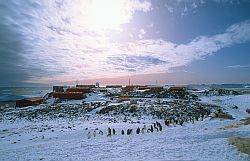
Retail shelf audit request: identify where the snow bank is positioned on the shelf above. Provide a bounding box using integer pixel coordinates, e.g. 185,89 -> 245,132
0,95 -> 250,161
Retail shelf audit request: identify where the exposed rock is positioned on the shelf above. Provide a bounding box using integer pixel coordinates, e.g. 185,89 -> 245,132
218,124 -> 240,130
228,137 -> 250,155
212,109 -> 234,120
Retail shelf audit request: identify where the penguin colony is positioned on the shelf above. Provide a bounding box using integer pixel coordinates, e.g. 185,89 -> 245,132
86,107 -> 211,139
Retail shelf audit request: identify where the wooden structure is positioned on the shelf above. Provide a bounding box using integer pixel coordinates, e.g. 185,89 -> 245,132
148,86 -> 164,93
122,85 -> 147,92
76,85 -> 95,88
122,86 -> 136,92
16,97 -> 44,107
66,87 -> 91,93
122,85 -> 163,93
106,85 -> 122,88
169,86 -> 186,94
53,92 -> 84,100
119,96 -> 129,102
169,86 -> 187,96
53,86 -> 64,92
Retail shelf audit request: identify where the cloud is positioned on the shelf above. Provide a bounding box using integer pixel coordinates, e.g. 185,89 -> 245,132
0,1 -> 36,85
139,29 -> 146,35
0,0 -> 152,84
138,28 -> 146,39
148,23 -> 154,28
106,55 -> 167,72
103,20 -> 250,77
1,0 -> 250,84
225,64 -> 250,68
164,0 -> 237,15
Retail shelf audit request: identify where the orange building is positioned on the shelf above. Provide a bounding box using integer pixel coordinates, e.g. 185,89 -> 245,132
66,87 -> 91,93
53,92 -> 84,99
16,97 -> 44,107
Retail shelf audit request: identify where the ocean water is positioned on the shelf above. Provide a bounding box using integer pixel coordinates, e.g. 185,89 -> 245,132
0,87 -> 52,104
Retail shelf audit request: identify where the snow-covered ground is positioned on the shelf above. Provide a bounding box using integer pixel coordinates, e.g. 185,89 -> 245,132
0,95 -> 250,161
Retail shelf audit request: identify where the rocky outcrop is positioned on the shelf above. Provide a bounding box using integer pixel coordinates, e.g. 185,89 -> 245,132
228,137 -> 250,156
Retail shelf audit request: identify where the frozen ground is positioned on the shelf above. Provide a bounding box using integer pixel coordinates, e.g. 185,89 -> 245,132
0,95 -> 250,161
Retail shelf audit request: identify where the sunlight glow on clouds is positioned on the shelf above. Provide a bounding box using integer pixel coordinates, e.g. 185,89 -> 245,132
84,0 -> 152,30
29,19 -> 250,83
1,0 -> 250,84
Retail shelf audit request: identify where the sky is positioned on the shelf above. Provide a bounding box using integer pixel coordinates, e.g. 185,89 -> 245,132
0,0 -> 250,86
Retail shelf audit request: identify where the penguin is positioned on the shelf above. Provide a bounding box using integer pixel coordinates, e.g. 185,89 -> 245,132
156,121 -> 161,128
158,123 -> 162,131
121,130 -> 125,135
141,128 -> 145,134
99,130 -> 103,135
150,125 -> 154,132
87,131 -> 91,139
93,130 -> 97,137
136,127 -> 140,134
107,128 -> 112,136
129,129 -> 133,135
127,129 -> 130,135
166,120 -> 169,126
165,120 -> 168,125
201,114 -> 204,121
112,128 -> 116,135
195,116 -> 199,121
180,119 -> 184,126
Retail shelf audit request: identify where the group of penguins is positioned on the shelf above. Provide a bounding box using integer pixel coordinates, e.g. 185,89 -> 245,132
109,121 -> 163,136
86,121 -> 163,139
164,108 -> 211,127
86,108 -> 212,139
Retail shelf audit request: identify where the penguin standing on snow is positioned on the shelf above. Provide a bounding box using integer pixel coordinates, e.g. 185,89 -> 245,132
127,129 -> 130,135
150,125 -> 154,132
87,131 -> 91,139
93,130 -> 97,137
107,128 -> 112,136
99,130 -> 103,135
158,123 -> 162,131
136,127 -> 140,134
179,119 -> 184,126
141,126 -> 146,134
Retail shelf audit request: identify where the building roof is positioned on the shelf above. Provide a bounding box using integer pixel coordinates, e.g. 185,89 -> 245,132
24,97 -> 43,102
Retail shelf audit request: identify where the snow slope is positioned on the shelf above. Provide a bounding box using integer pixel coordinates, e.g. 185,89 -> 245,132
0,95 -> 250,161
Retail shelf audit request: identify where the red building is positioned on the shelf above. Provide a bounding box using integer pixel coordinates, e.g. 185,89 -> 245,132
106,85 -> 122,88
16,97 -> 44,107
169,86 -> 187,95
76,85 -> 95,88
66,87 -> 91,93
53,92 -> 84,100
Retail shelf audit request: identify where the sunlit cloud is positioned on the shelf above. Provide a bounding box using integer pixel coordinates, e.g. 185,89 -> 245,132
138,28 -> 147,39
1,0 -> 250,84
225,64 -> 250,68
35,19 -> 250,83
164,0 -> 238,15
